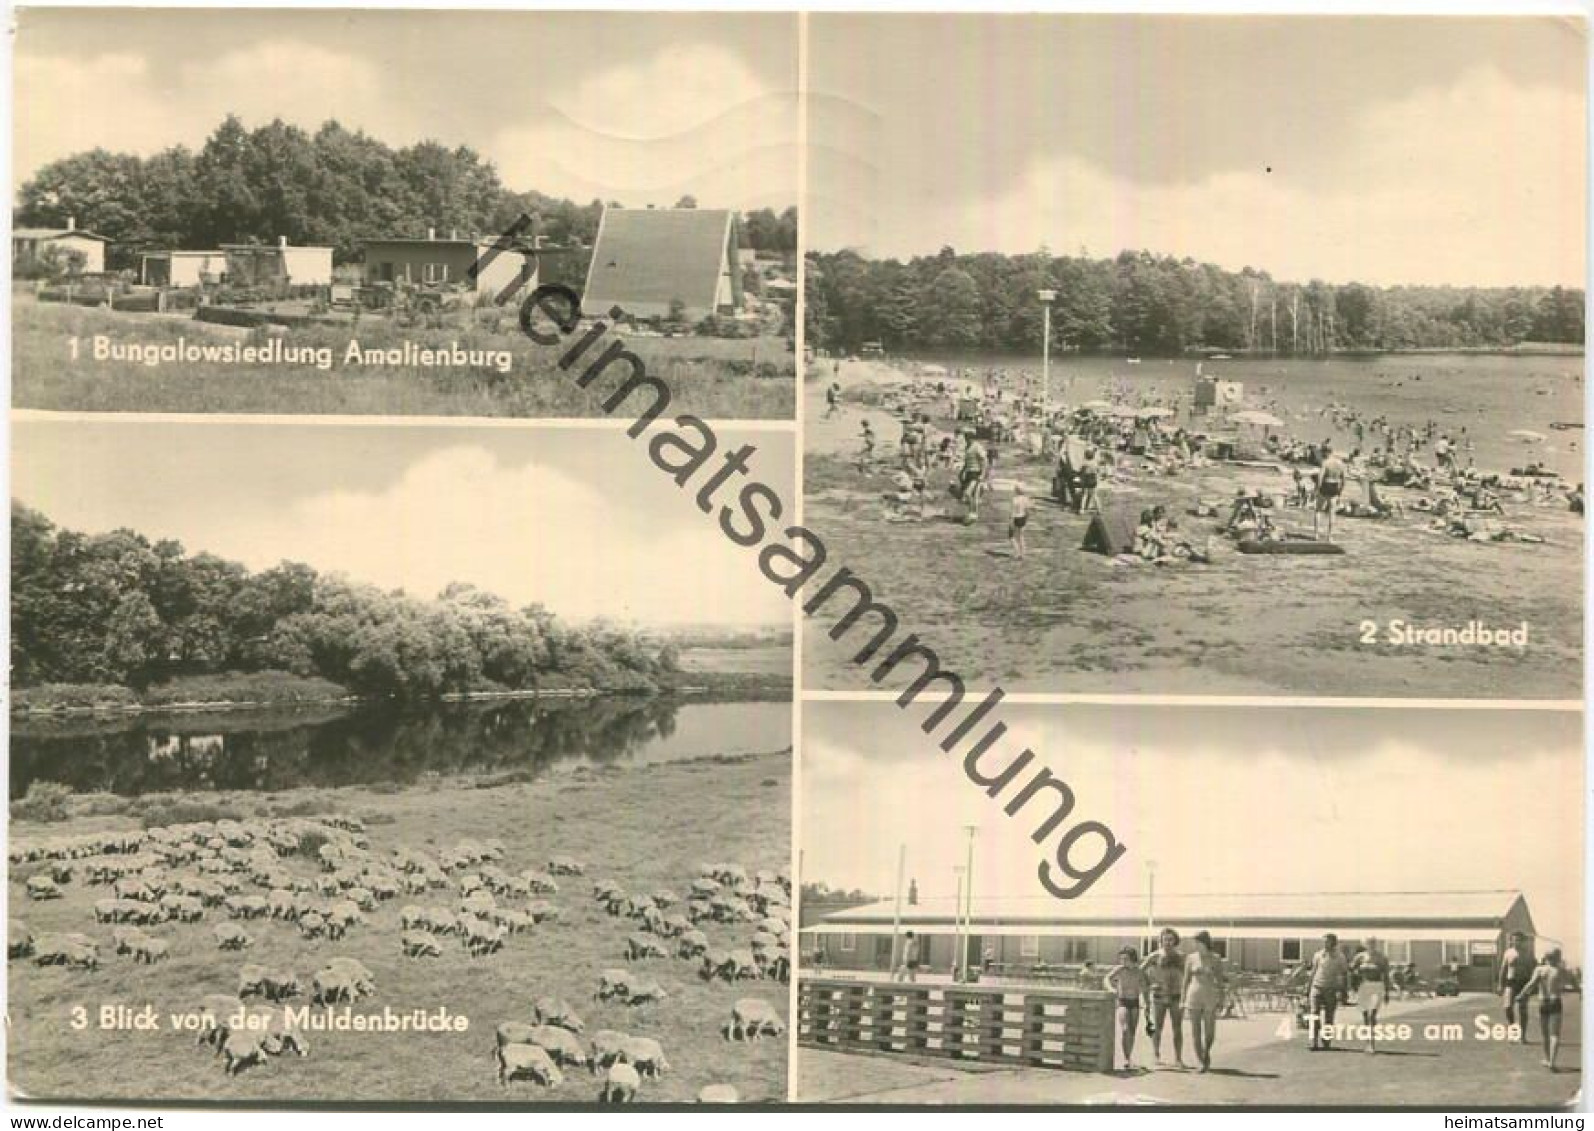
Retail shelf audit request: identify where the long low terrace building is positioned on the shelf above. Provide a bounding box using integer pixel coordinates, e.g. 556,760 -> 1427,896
803,890 -> 1536,992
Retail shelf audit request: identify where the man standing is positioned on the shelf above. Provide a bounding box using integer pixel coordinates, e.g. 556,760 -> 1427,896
1140,928 -> 1187,1068
1307,932 -> 1350,1051
893,930 -> 920,984
1314,444 -> 1347,542
1499,931 -> 1536,1043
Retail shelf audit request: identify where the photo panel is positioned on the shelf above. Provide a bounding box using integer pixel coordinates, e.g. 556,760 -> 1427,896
8,417 -> 794,1102
795,699 -> 1584,1107
13,8 -> 800,421
801,14 -> 1585,699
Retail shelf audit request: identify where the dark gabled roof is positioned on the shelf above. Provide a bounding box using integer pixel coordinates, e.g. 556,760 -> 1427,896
581,207 -> 733,316
14,227 -> 111,242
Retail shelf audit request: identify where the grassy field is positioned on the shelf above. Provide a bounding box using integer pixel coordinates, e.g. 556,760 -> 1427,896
678,645 -> 794,677
12,298 -> 794,420
802,362 -> 1583,698
8,750 -> 791,1104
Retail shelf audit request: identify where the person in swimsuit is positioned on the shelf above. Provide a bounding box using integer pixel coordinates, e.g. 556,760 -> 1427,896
1351,938 -> 1392,1053
1140,928 -> 1187,1068
1009,483 -> 1030,559
959,434 -> 989,523
1517,949 -> 1580,1070
1104,946 -> 1150,1073
894,931 -> 920,984
1315,443 -> 1347,542
1182,930 -> 1226,1072
1499,932 -> 1536,1042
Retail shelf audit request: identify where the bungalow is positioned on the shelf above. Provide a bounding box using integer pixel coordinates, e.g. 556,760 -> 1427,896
222,238 -> 334,287
360,230 -> 536,296
140,250 -> 227,287
581,206 -> 741,321
804,889 -> 1538,992
12,217 -> 109,274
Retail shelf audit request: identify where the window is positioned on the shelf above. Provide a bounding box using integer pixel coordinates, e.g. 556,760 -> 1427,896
424,262 -> 449,283
1385,940 -> 1411,964
839,933 -> 856,953
1281,938 -> 1303,963
1442,941 -> 1468,966
1020,935 -> 1040,958
1208,938 -> 1229,959
1470,941 -> 1498,969
1063,939 -> 1089,963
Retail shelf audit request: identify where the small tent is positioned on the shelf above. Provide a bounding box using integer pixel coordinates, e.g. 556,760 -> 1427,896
1081,506 -> 1141,555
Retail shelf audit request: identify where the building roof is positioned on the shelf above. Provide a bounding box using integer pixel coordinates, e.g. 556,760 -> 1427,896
14,227 -> 110,242
220,244 -> 334,253
142,250 -> 226,258
581,207 -> 734,316
809,891 -> 1526,934
361,238 -> 506,249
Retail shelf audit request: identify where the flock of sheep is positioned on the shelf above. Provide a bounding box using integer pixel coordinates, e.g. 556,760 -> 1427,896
11,813 -> 791,1102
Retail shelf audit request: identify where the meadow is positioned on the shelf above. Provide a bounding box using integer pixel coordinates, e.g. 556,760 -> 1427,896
8,750 -> 791,1104
11,298 -> 795,420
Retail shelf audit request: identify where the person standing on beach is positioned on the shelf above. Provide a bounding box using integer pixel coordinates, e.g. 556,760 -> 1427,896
1182,930 -> 1226,1073
1499,931 -> 1537,1042
1009,483 -> 1030,559
1141,928 -> 1187,1069
1351,938 -> 1392,1053
1314,444 -> 1347,541
1307,932 -> 1350,1051
1516,949 -> 1579,1070
893,931 -> 920,984
1104,946 -> 1150,1073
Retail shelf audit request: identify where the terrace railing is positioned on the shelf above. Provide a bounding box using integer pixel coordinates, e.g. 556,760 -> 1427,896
797,977 -> 1115,1074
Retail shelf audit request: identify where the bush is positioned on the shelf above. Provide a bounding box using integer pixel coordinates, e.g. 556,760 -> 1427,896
134,797 -> 243,828
12,683 -> 140,713
11,781 -> 75,823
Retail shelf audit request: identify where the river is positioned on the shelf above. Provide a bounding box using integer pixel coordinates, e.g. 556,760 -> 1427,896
9,696 -> 791,798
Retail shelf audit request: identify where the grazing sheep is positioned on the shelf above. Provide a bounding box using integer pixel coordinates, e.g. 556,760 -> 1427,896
548,857 -> 585,877
599,1061 -> 640,1103
238,965 -> 299,1001
461,920 -> 504,958
624,977 -> 667,1006
618,1036 -> 670,1078
26,876 -> 62,901
495,1021 -> 537,1050
701,948 -> 733,981
625,933 -> 666,961
522,871 -> 559,895
678,930 -> 710,960
601,891 -> 628,917
588,1029 -> 629,1071
592,880 -> 623,901
698,1084 -> 740,1104
651,890 -> 679,910
196,994 -> 245,1050
525,900 -> 559,924
624,895 -> 656,920
312,967 -> 361,1005
497,1042 -> 562,1088
529,1025 -> 590,1070
596,969 -> 631,1003
726,949 -> 759,980
298,911 -> 327,940
325,957 -> 375,994
221,1030 -> 272,1076
726,998 -> 785,1042
532,997 -> 585,1034
402,930 -> 443,959
34,938 -> 97,970
131,936 -> 169,965
113,927 -> 148,955
9,919 -> 34,960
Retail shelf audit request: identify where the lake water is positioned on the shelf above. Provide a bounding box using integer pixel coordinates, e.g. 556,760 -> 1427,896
9,696 -> 791,798
907,352 -> 1586,481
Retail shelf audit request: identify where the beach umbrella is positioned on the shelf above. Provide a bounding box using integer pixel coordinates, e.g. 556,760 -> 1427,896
1136,406 -> 1175,419
1508,429 -> 1546,443
1081,399 -> 1113,411
1232,410 -> 1283,427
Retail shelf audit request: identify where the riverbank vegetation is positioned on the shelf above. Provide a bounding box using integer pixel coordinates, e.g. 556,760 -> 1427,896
11,503 -> 755,705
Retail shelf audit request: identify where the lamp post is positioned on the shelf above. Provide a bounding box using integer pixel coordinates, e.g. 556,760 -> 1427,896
952,866 -> 965,981
961,825 -> 978,982
1145,859 -> 1158,953
1038,288 -> 1057,420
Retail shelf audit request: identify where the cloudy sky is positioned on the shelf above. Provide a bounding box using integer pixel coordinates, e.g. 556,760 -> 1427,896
12,419 -> 795,628
14,9 -> 797,210
809,15 -> 1586,286
803,703 -> 1584,955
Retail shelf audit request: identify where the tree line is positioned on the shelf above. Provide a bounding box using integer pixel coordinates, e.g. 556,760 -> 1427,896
15,114 -> 799,269
806,247 -> 1585,356
11,503 -> 677,698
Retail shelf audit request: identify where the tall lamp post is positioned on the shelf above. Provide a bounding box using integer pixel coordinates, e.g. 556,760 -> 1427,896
1145,859 -> 1158,953
952,866 -> 966,981
1038,288 -> 1057,420
960,825 -> 978,982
